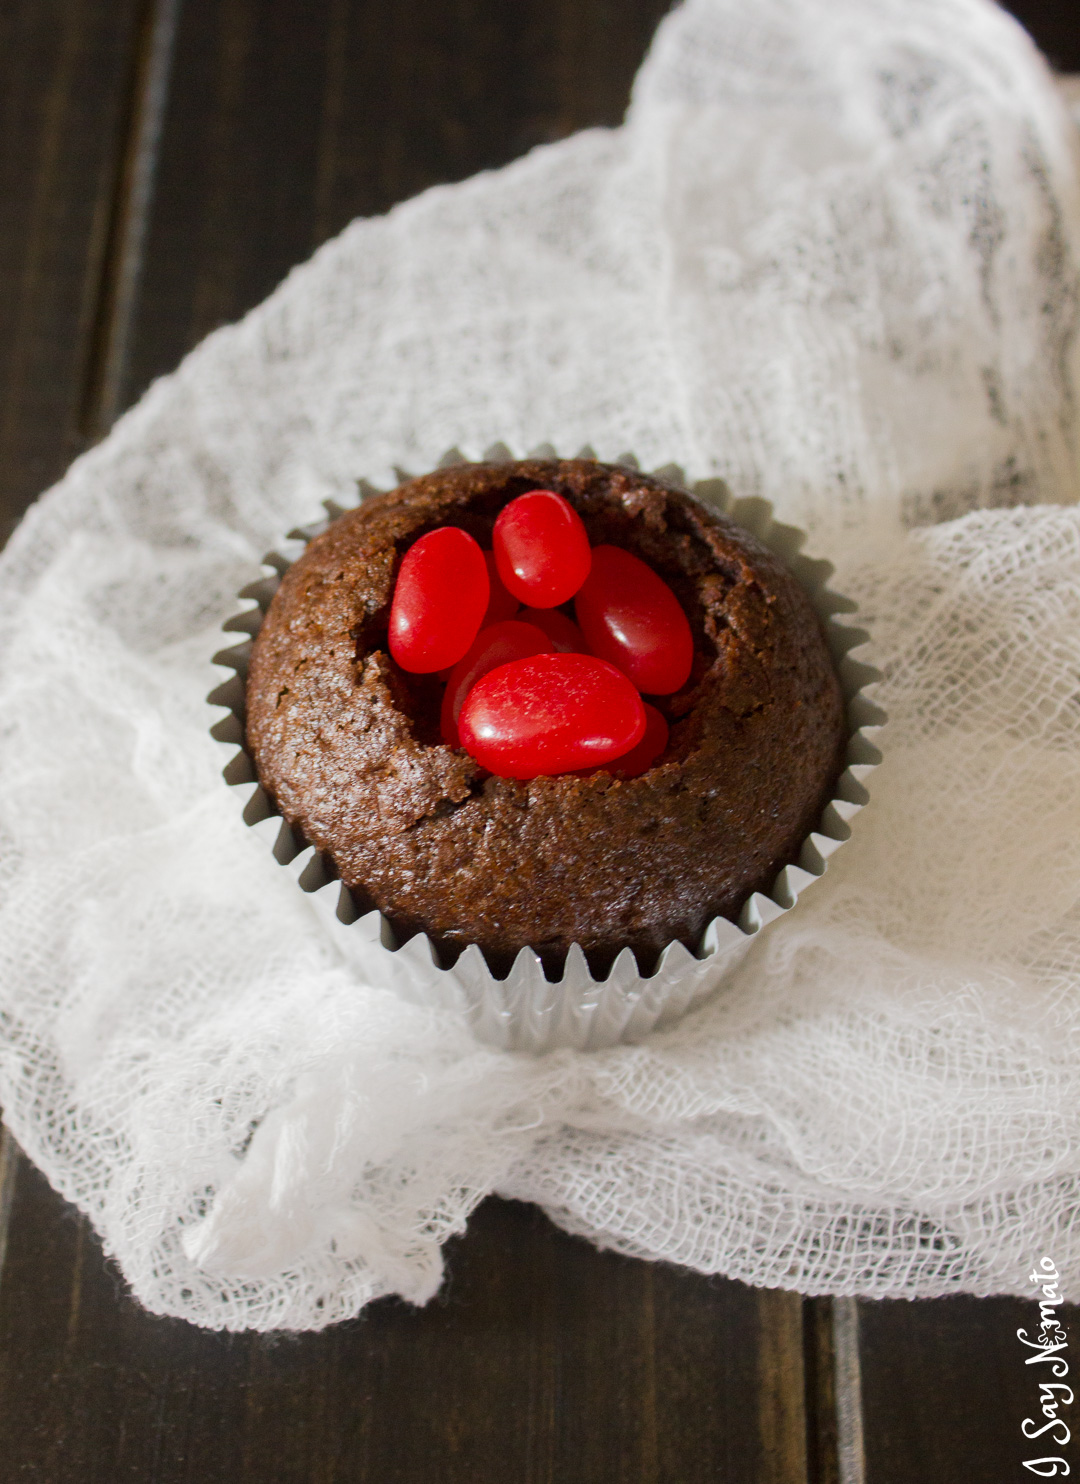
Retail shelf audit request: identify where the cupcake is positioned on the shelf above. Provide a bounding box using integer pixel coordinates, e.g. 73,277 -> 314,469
228,454 -> 857,1006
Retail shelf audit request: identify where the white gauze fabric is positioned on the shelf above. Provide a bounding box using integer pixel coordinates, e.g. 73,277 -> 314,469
1,0 -> 1079,1331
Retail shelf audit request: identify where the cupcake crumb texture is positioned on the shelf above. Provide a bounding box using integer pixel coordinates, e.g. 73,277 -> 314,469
246,460 -> 847,976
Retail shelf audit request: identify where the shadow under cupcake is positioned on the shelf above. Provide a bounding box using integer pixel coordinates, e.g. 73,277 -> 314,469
210,447 -> 882,1052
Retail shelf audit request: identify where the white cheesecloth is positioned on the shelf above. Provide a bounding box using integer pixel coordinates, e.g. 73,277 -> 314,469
1,0 -> 1080,1331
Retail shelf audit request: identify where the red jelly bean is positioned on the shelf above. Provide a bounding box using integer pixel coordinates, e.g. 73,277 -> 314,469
608,703 -> 669,777
574,545 -> 693,694
389,527 -> 489,673
482,550 -> 520,626
517,607 -> 587,653
440,620 -> 552,747
493,490 -> 592,608
573,703 -> 669,780
458,653 -> 645,779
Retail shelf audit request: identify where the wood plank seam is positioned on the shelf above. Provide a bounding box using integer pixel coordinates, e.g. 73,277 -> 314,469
0,1130 -> 19,1297
8,25 -> 1076,1484
79,0 -> 182,439
833,1298 -> 867,1484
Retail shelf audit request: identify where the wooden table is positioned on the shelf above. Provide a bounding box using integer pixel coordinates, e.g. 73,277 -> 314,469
1,3 -> 1077,1479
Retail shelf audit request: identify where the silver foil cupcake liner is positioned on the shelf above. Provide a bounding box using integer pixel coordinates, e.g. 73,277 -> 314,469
209,443 -> 884,1053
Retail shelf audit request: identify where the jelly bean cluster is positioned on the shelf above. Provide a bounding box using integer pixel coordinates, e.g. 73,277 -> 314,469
388,489 -> 694,780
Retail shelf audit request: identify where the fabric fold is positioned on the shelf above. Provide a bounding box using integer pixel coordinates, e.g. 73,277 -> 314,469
1,0 -> 1079,1329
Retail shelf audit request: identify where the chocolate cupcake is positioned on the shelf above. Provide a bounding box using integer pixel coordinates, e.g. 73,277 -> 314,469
242,457 -> 849,978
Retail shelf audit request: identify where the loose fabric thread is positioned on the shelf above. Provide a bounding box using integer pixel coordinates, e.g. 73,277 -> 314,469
0,0 -> 1079,1329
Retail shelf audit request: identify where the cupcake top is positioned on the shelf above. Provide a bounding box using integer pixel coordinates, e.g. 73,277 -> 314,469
245,459 -> 846,975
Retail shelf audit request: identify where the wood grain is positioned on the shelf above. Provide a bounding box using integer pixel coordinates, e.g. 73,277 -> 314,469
2,1 -> 1079,1480
0,1159 -> 815,1482
858,1293 -> 1079,1483
756,1289 -> 811,1483
804,1299 -> 842,1484
1003,0 -> 1080,70
0,0 -> 143,540
0,4 -> 818,1481
117,0 -> 675,418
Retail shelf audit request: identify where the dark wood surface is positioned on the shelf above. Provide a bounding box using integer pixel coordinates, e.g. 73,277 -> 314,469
1,3 -> 1078,1479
